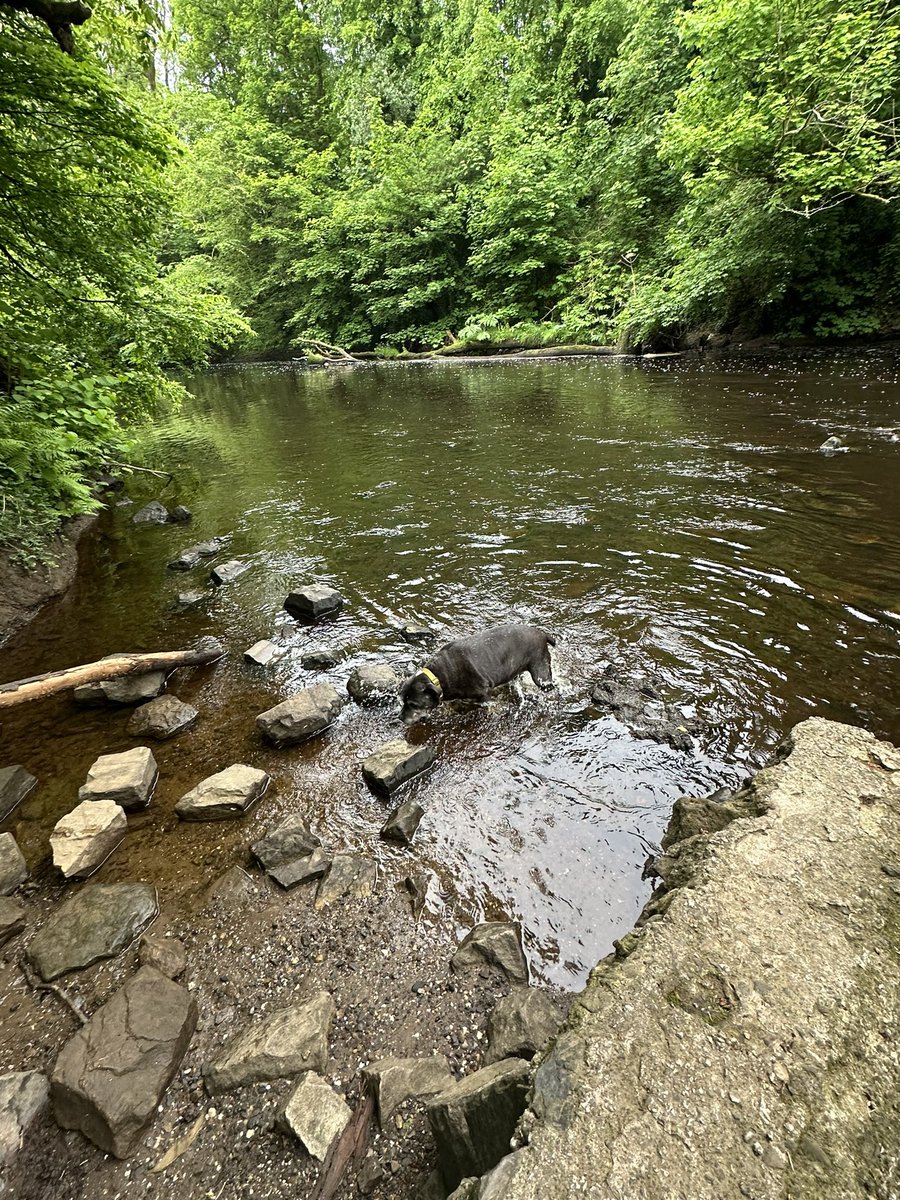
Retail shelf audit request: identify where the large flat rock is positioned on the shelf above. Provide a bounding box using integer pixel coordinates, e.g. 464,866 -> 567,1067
251,815 -> 320,873
484,988 -> 563,1065
78,746 -> 158,811
469,718 -> 900,1200
361,740 -> 436,795
314,854 -> 376,910
74,671 -> 166,706
364,1055 -> 455,1124
205,991 -> 335,1094
28,882 -> 158,981
50,799 -> 127,879
451,922 -> 528,985
284,584 -> 343,622
51,966 -> 197,1157
347,663 -> 401,705
256,684 -> 345,747
0,765 -> 37,821
0,833 -> 27,895
127,695 -> 198,741
175,764 -> 270,821
277,1072 -> 351,1160
0,1071 -> 49,1172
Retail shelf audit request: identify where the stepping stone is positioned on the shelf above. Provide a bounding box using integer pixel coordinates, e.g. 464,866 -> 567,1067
74,671 -> 166,706
132,500 -> 169,525
127,695 -> 198,741
380,799 -> 424,846
0,833 -> 27,895
0,1072 -> 49,1171
0,765 -> 37,821
277,1072 -> 351,1160
252,816 -> 320,874
78,746 -> 158,811
176,589 -> 208,608
485,988 -> 563,1065
51,966 -> 197,1158
363,1055 -> 454,1124
257,683 -> 345,747
270,848 -> 331,889
168,538 -> 229,571
244,639 -> 284,667
347,664 -> 401,706
314,855 -> 376,910
27,882 -> 158,981
169,505 -> 192,523
175,764 -> 270,821
138,931 -> 187,980
203,866 -> 257,910
426,1058 -> 531,1190
361,741 -> 436,795
284,585 -> 343,622
50,800 -> 127,879
0,897 -> 26,947
210,559 -> 249,585
451,922 -> 528,985
398,622 -> 435,644
301,647 -> 341,670
204,991 -> 335,1094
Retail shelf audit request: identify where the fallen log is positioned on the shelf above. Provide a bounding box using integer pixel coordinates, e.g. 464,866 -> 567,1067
0,637 -> 224,709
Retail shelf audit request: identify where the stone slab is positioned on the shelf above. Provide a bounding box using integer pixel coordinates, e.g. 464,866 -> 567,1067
168,537 -> 229,571
0,1071 -> 49,1169
50,799 -> 127,879
78,746 -> 158,810
485,989 -> 563,1065
243,639 -> 284,667
138,931 -> 187,979
451,922 -> 528,985
364,1055 -> 454,1124
380,799 -> 424,846
176,764 -> 270,821
256,684 -> 345,747
210,559 -> 249,585
252,815 -> 320,873
301,647 -> 341,670
0,765 -> 37,822
277,1072 -> 351,1160
270,847 -> 331,889
284,585 -> 343,622
28,882 -> 158,981
314,855 -> 376,910
361,740 -> 436,795
74,671 -> 166,706
347,663 -> 401,705
0,833 -> 27,895
127,695 -> 198,741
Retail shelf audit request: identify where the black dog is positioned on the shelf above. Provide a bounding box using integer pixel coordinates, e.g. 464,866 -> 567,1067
399,624 -> 556,722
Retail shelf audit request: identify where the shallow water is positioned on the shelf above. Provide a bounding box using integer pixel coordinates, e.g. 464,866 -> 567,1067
2,351 -> 898,986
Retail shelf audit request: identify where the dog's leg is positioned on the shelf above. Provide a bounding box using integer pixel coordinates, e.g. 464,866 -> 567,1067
528,644 -> 556,691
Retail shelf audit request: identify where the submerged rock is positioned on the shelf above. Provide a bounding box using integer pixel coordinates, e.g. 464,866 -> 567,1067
284,585 -> 343,622
451,922 -> 528,985
210,558 -> 249,586
347,663 -> 401,705
50,800 -> 127,880
398,622 -> 435,645
168,538 -> 229,571
0,833 -> 27,895
363,1055 -> 454,1124
256,683 -> 346,747
132,500 -> 169,525
127,695 -> 198,741
0,897 -> 26,947
51,966 -> 197,1158
660,786 -> 761,851
74,671 -> 166,706
138,931 -> 187,980
28,882 -> 158,981
362,740 -> 436,795
205,991 -> 335,1094
314,855 -> 376,909
485,988 -> 563,1065
277,1072 -> 351,1160
252,815 -> 320,874
175,764 -> 270,821
819,434 -> 845,452
0,1072 -> 49,1173
169,504 -> 192,523
243,639 -> 284,667
380,799 -> 424,846
427,1058 -> 531,1190
176,589 -> 209,608
78,746 -> 158,811
301,646 -> 342,670
0,765 -> 37,822
590,665 -> 699,751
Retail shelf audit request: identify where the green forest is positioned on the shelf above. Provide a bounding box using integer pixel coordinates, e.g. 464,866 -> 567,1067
2,0 -> 899,553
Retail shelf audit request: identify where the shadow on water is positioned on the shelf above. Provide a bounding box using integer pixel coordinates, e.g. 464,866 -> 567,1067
1,350 -> 898,986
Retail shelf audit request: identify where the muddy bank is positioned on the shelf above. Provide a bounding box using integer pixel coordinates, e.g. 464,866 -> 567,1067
461,717 -> 900,1199
0,516 -> 96,649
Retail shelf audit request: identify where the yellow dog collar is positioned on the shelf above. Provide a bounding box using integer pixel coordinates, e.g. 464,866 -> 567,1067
419,667 -> 442,694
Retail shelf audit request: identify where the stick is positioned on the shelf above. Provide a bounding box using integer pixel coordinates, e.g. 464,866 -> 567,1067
0,637 -> 224,708
103,460 -> 174,484
20,959 -> 89,1025
309,1080 -> 375,1200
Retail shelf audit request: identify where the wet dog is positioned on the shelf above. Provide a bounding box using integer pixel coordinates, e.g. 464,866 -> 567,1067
399,624 -> 556,722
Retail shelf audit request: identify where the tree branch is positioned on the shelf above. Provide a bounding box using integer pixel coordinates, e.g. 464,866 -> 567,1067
2,0 -> 93,53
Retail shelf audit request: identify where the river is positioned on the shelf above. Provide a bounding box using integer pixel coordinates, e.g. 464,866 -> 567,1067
1,350 -> 898,987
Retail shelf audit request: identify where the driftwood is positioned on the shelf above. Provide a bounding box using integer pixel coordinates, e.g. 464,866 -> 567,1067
0,637 -> 224,709
305,339 -> 360,362
20,958 -> 89,1025
310,1080 -> 375,1200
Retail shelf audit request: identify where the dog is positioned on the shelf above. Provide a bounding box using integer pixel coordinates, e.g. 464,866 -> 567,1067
399,624 -> 556,722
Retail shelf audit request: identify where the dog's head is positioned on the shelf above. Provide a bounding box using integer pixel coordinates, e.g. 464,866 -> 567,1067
399,671 -> 442,723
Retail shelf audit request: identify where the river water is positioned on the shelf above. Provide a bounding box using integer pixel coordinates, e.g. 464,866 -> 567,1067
2,352 -> 898,987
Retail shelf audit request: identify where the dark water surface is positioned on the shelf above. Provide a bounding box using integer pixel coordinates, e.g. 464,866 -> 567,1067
2,352 -> 899,986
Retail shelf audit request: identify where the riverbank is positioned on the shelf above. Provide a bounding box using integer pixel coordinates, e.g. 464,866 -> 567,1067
0,515 -> 96,649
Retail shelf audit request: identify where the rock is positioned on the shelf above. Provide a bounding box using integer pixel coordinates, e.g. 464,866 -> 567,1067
50,800 -> 127,879
380,799 -> 424,846
660,787 -> 761,851
404,871 -> 430,920
0,833 -> 27,895
74,671 -> 166,706
51,966 -> 197,1157
0,897 -> 25,946
244,639 -> 284,667
485,989 -> 563,1065
427,1058 -> 531,1190
590,665 -> 699,750
175,764 -> 270,821
819,434 -> 844,452
277,1072 -> 352,1160
210,558 -> 249,585
362,740 -> 436,795
301,646 -> 341,670
452,923 -> 528,985
204,991 -> 335,1094
176,589 -> 208,608
284,585 -> 343,622
270,847 -> 331,889
256,683 -> 345,747
363,1055 -> 455,1124
203,866 -> 256,909
0,765 -> 37,821
127,695 -> 198,741
28,882 -> 158,981
168,538 -> 229,571
78,746 -> 158,810
139,931 -> 187,979
132,500 -> 169,525
314,855 -> 376,910
169,505 -> 192,523
252,815 -> 320,873
398,622 -> 435,645
0,1071 -> 49,1171
347,663 -> 401,705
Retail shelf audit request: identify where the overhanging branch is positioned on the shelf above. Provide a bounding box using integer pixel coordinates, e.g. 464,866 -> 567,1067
2,0 -> 93,53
